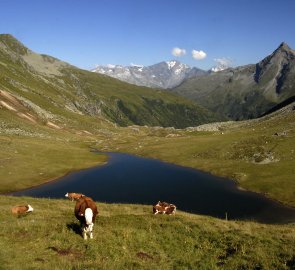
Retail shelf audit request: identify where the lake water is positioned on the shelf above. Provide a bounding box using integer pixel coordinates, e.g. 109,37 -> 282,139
11,152 -> 295,224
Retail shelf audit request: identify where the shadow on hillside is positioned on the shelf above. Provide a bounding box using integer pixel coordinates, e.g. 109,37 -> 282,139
66,222 -> 81,235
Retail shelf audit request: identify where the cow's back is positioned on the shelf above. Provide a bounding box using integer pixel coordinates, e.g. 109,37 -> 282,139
74,197 -> 98,223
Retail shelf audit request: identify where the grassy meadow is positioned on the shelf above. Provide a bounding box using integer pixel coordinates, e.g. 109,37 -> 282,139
0,196 -> 295,270
0,134 -> 107,194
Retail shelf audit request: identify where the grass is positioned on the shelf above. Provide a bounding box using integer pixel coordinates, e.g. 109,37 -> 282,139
0,196 -> 295,270
0,135 -> 107,193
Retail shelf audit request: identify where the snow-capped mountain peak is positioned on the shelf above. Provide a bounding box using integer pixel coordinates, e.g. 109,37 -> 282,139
92,60 -> 207,89
211,65 -> 228,72
166,60 -> 177,69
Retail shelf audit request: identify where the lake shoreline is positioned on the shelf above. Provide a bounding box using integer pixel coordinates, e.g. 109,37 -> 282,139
3,150 -> 295,216
1,158 -> 108,196
6,151 -> 295,224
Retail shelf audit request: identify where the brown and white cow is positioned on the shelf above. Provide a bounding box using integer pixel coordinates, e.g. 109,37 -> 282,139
11,204 -> 34,215
153,201 -> 176,215
65,192 -> 85,201
74,196 -> 98,240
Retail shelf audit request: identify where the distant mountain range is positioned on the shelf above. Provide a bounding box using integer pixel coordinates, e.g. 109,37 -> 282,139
92,43 -> 295,121
173,42 -> 295,120
92,61 -> 208,89
1,34 -> 294,131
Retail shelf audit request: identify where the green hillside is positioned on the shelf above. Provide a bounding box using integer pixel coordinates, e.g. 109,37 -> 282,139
0,34 -> 217,129
1,196 -> 295,270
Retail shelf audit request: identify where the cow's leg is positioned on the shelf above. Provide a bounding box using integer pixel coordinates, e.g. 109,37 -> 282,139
88,224 -> 94,239
83,231 -> 87,240
82,224 -> 88,240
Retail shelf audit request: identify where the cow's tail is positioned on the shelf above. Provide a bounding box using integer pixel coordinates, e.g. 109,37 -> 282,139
85,208 -> 93,225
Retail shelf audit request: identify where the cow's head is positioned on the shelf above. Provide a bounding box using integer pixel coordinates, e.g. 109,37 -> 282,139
26,204 -> 34,213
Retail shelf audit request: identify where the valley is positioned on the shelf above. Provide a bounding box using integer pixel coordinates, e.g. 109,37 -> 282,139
0,34 -> 294,270
1,1 -> 295,269
0,34 -> 294,208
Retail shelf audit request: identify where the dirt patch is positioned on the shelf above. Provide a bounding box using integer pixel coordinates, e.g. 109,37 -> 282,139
0,90 -> 20,106
83,130 -> 93,135
17,112 -> 37,123
14,231 -> 31,238
48,246 -> 83,259
0,100 -> 17,111
136,252 -> 154,261
46,121 -> 61,129
0,90 -> 38,124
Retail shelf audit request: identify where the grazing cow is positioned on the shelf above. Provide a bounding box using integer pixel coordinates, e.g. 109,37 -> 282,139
74,197 -> 98,240
153,201 -> 176,215
11,204 -> 33,215
65,192 -> 85,201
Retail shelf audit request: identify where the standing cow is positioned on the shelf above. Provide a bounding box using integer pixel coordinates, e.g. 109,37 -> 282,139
74,196 -> 98,240
65,192 -> 85,201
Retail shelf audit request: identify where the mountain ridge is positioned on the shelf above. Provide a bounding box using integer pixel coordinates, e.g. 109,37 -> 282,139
92,60 -> 208,89
173,42 -> 295,120
0,34 -> 218,130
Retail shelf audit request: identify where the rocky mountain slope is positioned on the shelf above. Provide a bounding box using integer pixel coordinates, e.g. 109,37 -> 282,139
173,42 -> 295,120
0,34 -> 218,131
92,60 -> 207,89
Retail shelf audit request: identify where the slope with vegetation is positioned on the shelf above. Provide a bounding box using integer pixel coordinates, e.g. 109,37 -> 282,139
1,196 -> 295,270
0,34 -> 217,130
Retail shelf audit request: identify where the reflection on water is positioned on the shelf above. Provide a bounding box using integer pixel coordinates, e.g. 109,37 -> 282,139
11,152 -> 295,224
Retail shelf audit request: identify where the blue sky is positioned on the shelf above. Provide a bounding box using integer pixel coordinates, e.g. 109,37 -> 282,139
1,0 -> 295,70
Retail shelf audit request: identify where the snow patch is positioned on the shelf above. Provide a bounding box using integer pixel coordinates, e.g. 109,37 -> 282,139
166,61 -> 177,69
131,63 -> 144,68
211,66 -> 226,72
106,64 -> 116,68
211,58 -> 233,72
